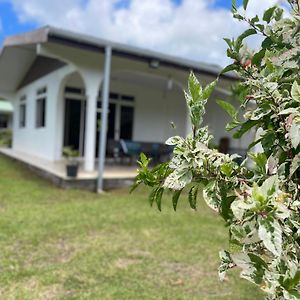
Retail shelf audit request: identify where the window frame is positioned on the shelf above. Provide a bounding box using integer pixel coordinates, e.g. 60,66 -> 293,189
19,95 -> 26,129
35,87 -> 47,128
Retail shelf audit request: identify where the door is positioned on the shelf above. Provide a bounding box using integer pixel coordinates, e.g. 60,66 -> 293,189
64,99 -> 85,155
120,105 -> 134,140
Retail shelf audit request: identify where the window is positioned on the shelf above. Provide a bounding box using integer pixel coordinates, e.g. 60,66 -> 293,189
65,86 -> 84,95
36,98 -> 46,128
19,95 -> 26,128
36,87 -> 47,128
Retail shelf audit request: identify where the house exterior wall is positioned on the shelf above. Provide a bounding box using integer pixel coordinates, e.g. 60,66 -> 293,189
12,69 -> 63,161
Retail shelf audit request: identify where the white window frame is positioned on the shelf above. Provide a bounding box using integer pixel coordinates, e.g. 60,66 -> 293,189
36,87 -> 47,128
19,95 -> 26,129
97,93 -> 135,141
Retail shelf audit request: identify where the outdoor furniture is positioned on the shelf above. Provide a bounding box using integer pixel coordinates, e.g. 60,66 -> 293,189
119,139 -> 142,164
118,139 -> 173,165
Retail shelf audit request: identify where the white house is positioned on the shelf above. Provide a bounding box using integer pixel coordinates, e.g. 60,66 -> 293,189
0,26 -> 251,190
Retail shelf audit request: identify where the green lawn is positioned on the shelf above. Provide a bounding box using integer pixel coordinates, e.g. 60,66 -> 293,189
0,155 -> 263,300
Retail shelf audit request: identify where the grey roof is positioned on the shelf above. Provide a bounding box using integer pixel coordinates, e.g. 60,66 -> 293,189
3,26 -> 237,80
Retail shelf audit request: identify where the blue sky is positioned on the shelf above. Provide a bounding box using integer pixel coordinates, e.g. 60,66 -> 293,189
0,2 -> 35,44
0,0 -> 243,45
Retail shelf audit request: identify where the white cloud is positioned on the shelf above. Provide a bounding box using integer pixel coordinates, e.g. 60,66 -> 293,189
8,0 -> 280,66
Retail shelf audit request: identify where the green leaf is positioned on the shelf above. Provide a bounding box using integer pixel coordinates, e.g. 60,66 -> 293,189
203,181 -> 219,212
149,186 -> 159,207
219,250 -> 234,281
249,152 -> 267,174
217,100 -> 237,119
221,63 -> 239,75
172,189 -> 183,211
289,123 -> 300,149
252,49 -> 266,67
258,217 -> 282,257
291,81 -> 300,102
231,0 -> 237,12
188,72 -> 202,102
263,6 -> 276,23
283,271 -> 300,291
188,185 -> 198,210
290,155 -> 300,178
221,163 -> 233,177
202,79 -> 218,100
250,15 -> 259,23
155,188 -> 164,211
237,28 -> 257,43
220,196 -> 235,222
233,120 -> 258,139
165,136 -> 184,146
226,121 -> 240,131
261,37 -> 272,49
223,38 -> 232,48
243,0 -> 249,10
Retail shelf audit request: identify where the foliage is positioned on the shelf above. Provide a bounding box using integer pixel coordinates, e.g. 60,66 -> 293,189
134,1 -> 300,299
63,146 -> 79,163
0,129 -> 12,147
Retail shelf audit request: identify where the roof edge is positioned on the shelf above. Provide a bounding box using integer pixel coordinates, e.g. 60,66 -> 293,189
4,27 -> 49,48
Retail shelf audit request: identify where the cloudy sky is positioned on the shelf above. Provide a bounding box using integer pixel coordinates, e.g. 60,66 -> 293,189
0,0 -> 279,66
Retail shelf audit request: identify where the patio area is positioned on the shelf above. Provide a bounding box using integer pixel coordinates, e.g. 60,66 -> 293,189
0,148 -> 138,190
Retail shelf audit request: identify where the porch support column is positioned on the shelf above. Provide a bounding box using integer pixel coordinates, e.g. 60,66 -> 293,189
84,78 -> 101,172
97,46 -> 112,192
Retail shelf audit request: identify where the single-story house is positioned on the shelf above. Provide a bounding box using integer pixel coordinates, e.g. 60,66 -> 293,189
0,99 -> 13,130
0,26 -> 253,190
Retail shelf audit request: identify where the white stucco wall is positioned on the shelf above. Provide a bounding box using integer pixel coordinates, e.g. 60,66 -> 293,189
12,68 -> 69,161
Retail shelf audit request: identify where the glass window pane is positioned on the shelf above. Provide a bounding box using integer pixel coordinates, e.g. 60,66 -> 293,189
120,106 -> 134,140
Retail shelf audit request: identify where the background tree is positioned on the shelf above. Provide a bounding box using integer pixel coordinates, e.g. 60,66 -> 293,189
133,1 -> 300,299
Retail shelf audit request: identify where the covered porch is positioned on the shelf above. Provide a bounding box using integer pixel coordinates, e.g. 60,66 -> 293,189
0,148 -> 137,191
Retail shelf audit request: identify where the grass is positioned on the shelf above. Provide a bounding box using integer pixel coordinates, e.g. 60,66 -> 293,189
0,155 -> 263,300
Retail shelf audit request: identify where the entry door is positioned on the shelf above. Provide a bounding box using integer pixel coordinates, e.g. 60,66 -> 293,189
120,105 -> 134,140
64,99 -> 85,155
95,99 -> 134,155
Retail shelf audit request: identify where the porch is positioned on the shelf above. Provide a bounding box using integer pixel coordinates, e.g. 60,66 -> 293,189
0,148 -> 137,191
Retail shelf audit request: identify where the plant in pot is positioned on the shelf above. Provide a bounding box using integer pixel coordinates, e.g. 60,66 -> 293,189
63,147 -> 80,178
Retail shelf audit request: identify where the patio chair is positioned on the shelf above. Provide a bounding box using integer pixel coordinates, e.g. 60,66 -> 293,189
119,139 -> 142,164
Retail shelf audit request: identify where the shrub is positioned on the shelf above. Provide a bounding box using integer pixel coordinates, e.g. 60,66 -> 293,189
0,129 -> 12,147
133,1 -> 300,299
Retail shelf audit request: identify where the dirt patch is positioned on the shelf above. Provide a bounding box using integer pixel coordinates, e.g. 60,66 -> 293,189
114,258 -> 141,269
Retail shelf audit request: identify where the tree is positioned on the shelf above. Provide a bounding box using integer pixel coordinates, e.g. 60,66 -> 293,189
133,1 -> 300,299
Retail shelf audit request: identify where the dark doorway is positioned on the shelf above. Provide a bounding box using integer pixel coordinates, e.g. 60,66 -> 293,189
64,99 -> 85,154
120,106 -> 134,140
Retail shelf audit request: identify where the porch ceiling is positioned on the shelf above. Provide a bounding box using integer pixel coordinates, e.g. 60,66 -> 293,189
0,45 -> 36,93
111,70 -> 183,91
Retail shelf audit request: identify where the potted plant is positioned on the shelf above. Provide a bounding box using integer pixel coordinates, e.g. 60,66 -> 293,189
63,147 -> 80,178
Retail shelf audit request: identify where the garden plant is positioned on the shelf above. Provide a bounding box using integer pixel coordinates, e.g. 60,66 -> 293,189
133,0 -> 300,299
